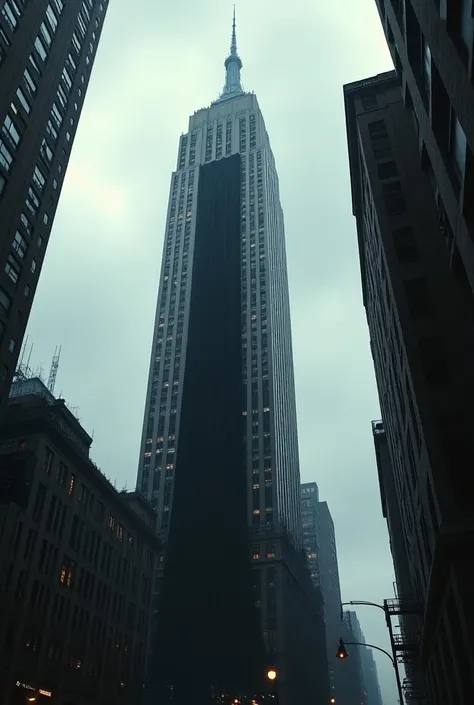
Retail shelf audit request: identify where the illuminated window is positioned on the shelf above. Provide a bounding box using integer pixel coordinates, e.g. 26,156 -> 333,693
68,473 -> 75,496
252,547 -> 260,560
59,557 -> 75,587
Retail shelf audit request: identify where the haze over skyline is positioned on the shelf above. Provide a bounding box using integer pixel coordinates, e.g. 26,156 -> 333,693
25,1 -> 396,701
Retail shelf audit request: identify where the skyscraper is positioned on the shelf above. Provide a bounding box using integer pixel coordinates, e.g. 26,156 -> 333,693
0,0 -> 108,417
137,13 -> 326,705
344,69 -> 474,704
373,0 -> 474,300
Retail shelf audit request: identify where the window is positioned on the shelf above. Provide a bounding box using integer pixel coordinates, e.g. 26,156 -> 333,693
40,22 -> 52,46
1,2 -> 18,30
68,473 -> 76,496
31,259 -> 37,274
59,556 -> 75,587
34,36 -> 48,62
361,93 -> 378,110
404,278 -> 432,318
0,140 -> 13,171
32,482 -> 46,522
2,115 -> 21,148
13,231 -> 28,258
25,186 -> 40,217
33,166 -> 46,191
0,288 -> 11,312
369,120 -> 392,159
377,160 -> 398,180
23,68 -> 37,95
383,181 -> 406,215
16,87 -> 30,114
43,446 -> 54,474
393,226 -> 419,263
5,254 -> 20,283
451,116 -> 467,179
8,338 -> 14,353
24,285 -> 29,297
422,40 -> 431,99
40,138 -> 53,163
46,3 -> 58,31
418,337 -> 450,384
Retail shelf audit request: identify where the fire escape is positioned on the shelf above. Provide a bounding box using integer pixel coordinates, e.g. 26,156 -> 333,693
384,597 -> 429,702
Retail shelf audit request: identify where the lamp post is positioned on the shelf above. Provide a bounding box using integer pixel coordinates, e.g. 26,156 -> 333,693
336,638 -> 404,705
340,600 -> 405,703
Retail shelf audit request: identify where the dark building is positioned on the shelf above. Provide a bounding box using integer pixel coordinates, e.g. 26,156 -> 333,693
339,611 -> 366,705
300,483 -> 330,701
373,0 -> 474,303
139,13 -> 328,705
317,501 -> 344,700
345,69 -> 474,704
0,376 -> 160,705
361,648 -> 383,705
0,0 -> 109,417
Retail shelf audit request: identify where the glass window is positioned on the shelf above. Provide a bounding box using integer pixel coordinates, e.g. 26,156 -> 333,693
8,338 -> 15,353
25,186 -> 40,217
1,2 -> 18,31
31,259 -> 37,274
45,4 -> 58,32
452,117 -> 467,178
2,115 -> 20,148
5,254 -> 20,283
40,138 -> 53,163
40,22 -> 52,46
23,68 -> 36,95
71,31 -> 81,54
33,165 -> 46,191
13,231 -> 28,258
0,288 -> 11,311
34,36 -> 47,62
15,88 -> 30,114
51,103 -> 63,128
0,140 -> 13,171
62,67 -> 73,92
28,54 -> 42,77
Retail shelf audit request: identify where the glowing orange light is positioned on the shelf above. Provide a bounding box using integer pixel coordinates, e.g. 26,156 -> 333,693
266,668 -> 277,681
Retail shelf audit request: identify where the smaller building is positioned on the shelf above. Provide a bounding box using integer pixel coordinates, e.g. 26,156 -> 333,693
0,377 -> 161,705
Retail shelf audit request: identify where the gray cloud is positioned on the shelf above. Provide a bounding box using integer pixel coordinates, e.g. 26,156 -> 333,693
26,0 -> 398,700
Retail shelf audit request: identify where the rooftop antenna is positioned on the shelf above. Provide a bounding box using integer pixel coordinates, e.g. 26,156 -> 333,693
26,342 -> 34,373
48,345 -> 62,394
18,335 -> 28,369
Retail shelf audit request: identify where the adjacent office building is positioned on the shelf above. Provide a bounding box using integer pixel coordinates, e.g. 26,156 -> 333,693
0,375 -> 160,705
374,0 -> 474,301
0,0 -> 109,417
137,14 -> 327,705
345,69 -> 474,704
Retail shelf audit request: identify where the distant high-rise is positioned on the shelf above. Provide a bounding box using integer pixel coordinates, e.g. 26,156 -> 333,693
0,0 -> 109,415
300,482 -> 330,699
339,611 -> 366,705
317,500 -> 344,699
345,69 -> 474,704
138,13 -> 326,705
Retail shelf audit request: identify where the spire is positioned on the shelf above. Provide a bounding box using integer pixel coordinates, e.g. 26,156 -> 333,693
216,6 -> 243,102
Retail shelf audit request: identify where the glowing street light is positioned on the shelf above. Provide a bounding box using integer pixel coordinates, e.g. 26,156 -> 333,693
336,639 -> 349,660
266,668 -> 277,681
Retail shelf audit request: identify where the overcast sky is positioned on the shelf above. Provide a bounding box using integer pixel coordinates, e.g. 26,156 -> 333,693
25,0 -> 398,701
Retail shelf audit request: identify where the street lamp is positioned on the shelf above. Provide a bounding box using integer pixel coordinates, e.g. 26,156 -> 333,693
336,639 -> 349,660
266,668 -> 277,682
336,638 -> 403,704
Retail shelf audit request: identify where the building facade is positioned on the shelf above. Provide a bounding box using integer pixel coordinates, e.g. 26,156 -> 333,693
0,0 -> 109,416
374,0 -> 474,303
317,501 -> 344,702
301,482 -> 320,585
345,70 -> 474,704
0,377 -> 160,705
137,14 -> 327,705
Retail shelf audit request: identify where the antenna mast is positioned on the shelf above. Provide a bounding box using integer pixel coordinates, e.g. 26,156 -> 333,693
48,345 -> 62,394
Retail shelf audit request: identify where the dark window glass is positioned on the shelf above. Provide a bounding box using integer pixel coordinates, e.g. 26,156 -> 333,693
383,181 -> 406,215
418,337 -> 450,384
377,160 -> 398,179
404,277 -> 432,318
393,226 -> 419,263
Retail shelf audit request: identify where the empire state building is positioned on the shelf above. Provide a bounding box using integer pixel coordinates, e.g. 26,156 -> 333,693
137,12 -> 328,705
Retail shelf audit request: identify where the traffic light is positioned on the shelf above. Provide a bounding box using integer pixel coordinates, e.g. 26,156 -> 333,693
336,639 -> 349,660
